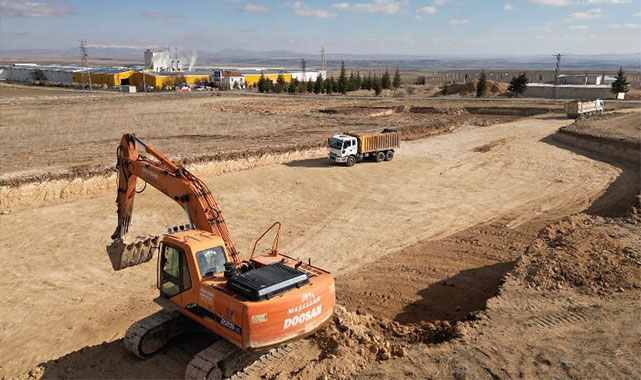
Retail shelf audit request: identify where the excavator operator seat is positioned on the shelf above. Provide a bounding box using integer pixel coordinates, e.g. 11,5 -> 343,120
196,246 -> 227,278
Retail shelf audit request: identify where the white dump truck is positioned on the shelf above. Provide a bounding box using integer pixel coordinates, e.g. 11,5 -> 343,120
565,99 -> 604,119
328,129 -> 399,167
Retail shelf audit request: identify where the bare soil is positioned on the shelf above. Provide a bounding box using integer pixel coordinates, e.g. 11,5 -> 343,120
0,93 -> 560,187
0,94 -> 639,380
565,111 -> 641,144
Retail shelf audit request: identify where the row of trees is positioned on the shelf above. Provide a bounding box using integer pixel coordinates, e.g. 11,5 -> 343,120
255,63 -> 631,98
461,67 -> 629,98
256,62 -> 402,96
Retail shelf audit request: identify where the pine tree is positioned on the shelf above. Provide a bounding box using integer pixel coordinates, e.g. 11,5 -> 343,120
476,70 -> 488,97
356,72 -> 362,90
611,67 -> 630,94
381,68 -> 391,89
325,77 -> 334,95
365,73 -> 373,91
348,71 -> 356,91
442,83 -> 449,96
288,78 -> 298,94
306,79 -> 314,93
373,75 -> 382,96
393,68 -> 401,89
314,74 -> 323,94
338,61 -> 348,94
257,72 -> 266,93
507,72 -> 529,97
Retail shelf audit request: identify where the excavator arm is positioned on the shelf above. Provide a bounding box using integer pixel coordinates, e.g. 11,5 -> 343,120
107,134 -> 240,270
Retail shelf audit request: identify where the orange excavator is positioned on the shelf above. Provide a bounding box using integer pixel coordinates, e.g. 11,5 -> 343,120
106,134 -> 335,379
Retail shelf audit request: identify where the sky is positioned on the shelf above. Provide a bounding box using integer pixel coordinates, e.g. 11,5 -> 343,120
0,0 -> 640,55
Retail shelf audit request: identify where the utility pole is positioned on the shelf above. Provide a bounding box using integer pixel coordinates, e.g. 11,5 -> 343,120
301,58 -> 307,81
319,47 -> 326,72
80,39 -> 92,91
553,53 -> 562,101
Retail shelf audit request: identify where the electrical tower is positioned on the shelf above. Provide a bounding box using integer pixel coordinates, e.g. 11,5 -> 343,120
553,53 -> 562,101
320,47 -> 326,72
80,39 -> 92,90
300,58 -> 307,81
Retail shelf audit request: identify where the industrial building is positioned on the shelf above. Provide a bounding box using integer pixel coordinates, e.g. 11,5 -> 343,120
0,64 -> 83,84
523,84 -> 616,99
73,67 -> 135,87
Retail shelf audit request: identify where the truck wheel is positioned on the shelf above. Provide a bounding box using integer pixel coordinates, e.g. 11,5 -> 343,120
375,152 -> 385,162
385,151 -> 394,161
346,156 -> 356,167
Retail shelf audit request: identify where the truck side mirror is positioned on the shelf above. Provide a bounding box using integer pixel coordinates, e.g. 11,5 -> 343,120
327,138 -> 330,146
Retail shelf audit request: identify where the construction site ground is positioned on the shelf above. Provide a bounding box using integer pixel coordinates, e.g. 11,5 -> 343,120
0,94 -> 639,379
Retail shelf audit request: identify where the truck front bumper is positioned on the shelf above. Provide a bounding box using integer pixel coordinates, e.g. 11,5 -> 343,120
328,154 -> 348,163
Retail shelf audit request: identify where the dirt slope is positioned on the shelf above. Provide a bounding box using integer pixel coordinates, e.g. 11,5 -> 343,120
0,114 -> 624,378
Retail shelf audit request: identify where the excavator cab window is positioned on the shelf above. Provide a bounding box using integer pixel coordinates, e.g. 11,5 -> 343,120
160,244 -> 192,298
196,246 -> 227,278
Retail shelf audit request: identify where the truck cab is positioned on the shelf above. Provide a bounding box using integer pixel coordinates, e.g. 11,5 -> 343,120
328,135 -> 358,164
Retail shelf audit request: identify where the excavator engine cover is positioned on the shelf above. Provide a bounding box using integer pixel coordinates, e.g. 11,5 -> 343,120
226,263 -> 310,301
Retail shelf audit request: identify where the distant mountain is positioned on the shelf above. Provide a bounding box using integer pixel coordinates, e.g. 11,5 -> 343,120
1,47 -> 639,71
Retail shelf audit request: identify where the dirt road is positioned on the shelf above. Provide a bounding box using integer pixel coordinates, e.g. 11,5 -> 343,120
0,114 -> 624,378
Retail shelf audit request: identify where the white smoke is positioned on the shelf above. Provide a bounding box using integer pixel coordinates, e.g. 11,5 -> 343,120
188,50 -> 197,71
148,46 -> 197,72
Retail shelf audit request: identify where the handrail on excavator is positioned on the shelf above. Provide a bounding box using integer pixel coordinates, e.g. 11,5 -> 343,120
250,222 -> 281,260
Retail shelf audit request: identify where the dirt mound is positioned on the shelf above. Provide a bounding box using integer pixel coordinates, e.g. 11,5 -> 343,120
511,213 -> 641,295
300,305 -> 458,379
443,80 -> 509,97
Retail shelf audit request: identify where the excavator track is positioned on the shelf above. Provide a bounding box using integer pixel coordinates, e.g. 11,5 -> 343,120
185,340 -> 304,380
124,309 -> 187,358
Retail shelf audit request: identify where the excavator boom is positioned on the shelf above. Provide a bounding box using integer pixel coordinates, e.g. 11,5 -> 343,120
107,134 -> 239,269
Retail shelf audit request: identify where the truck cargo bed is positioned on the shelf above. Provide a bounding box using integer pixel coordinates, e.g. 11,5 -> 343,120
347,130 -> 399,153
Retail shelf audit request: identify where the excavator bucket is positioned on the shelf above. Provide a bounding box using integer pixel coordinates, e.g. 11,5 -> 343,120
106,235 -> 160,271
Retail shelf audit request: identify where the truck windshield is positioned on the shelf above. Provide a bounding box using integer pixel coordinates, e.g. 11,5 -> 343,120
329,138 -> 343,150
197,246 -> 227,277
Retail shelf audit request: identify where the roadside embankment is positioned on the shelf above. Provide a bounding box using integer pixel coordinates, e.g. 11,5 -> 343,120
553,112 -> 640,167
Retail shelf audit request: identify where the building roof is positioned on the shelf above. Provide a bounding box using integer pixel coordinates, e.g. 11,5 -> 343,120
88,67 -> 133,74
528,83 -> 610,89
222,70 -> 242,77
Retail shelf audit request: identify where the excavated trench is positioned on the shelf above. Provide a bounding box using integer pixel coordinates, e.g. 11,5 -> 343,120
318,105 -> 555,117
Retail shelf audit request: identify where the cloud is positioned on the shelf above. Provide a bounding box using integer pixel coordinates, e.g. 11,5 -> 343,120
529,0 -> 574,5
610,23 -> 641,28
535,21 -> 554,32
586,0 -> 630,3
635,11 -> 641,17
241,4 -> 269,13
434,0 -> 451,5
345,0 -> 409,14
332,2 -> 350,8
567,8 -> 601,21
284,2 -> 336,18
415,5 -> 437,19
0,0 -> 69,17
504,3 -> 516,10
568,24 -> 588,29
449,18 -> 469,24
142,12 -> 179,19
